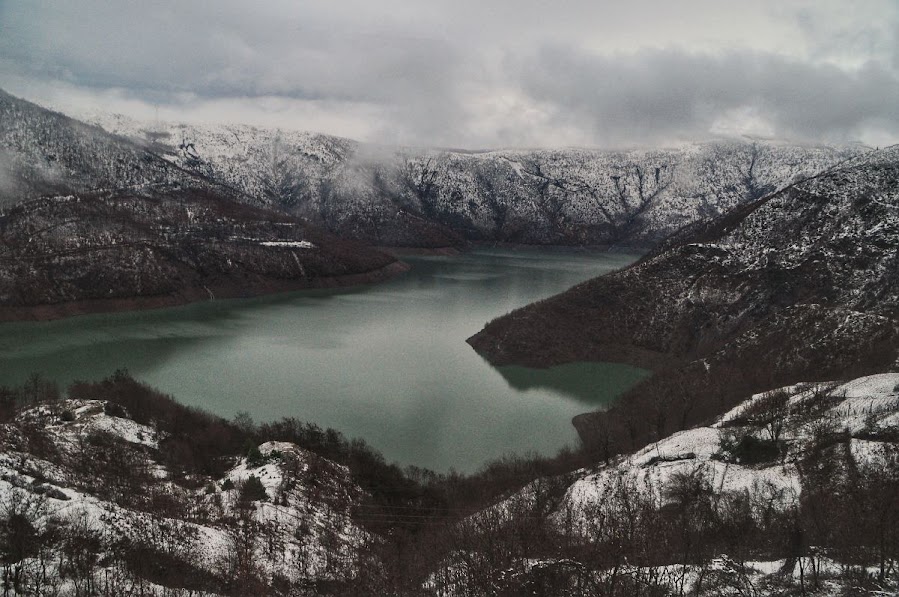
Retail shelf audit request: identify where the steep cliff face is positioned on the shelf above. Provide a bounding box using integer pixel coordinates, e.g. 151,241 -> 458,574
0,91 -> 402,319
468,146 -> 899,451
78,110 -> 861,248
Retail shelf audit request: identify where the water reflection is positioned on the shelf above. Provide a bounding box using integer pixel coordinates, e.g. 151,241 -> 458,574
495,362 -> 649,405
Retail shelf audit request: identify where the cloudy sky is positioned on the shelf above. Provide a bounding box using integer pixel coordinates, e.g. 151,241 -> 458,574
2,0 -> 898,148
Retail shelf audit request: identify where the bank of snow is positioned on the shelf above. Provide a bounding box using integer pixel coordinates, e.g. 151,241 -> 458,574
558,373 -> 898,530
432,372 -> 899,596
0,399 -> 369,594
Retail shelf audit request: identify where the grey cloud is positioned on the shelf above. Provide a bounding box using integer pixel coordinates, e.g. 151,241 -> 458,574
0,2 -> 459,103
893,23 -> 899,69
0,0 -> 471,145
512,48 -> 899,146
792,2 -> 899,69
1,1 -> 897,148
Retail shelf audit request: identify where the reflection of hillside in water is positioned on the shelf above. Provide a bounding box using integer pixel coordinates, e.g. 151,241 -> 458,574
495,362 -> 649,406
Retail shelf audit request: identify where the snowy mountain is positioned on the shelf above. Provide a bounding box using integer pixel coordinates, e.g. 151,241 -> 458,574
1,87 -> 867,317
76,109 -> 863,248
0,91 -> 404,319
0,90 -> 208,208
469,145 -> 899,455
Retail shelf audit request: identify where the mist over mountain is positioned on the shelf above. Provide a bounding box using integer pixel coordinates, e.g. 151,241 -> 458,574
0,90 -> 403,319
24,106 -> 863,249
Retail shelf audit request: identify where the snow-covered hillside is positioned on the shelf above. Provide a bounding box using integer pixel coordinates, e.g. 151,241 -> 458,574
0,90 -> 206,208
75,110 -> 863,247
469,144 -> 899,463
430,373 -> 899,596
559,374 -> 899,527
0,91 -> 403,318
1,88 -> 867,250
3,373 -> 895,595
0,400 -> 368,594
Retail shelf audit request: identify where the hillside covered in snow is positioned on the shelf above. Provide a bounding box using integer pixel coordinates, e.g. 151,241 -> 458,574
0,91 -> 404,319
0,88 -> 872,318
73,109 -> 862,249
0,372 -> 895,595
0,392 -> 368,593
469,145 -> 899,457
430,373 -> 899,596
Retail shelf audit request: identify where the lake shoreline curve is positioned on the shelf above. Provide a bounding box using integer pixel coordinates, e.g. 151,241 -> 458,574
0,260 -> 411,323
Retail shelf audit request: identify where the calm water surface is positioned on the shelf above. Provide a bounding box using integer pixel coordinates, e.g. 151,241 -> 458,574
0,249 -> 647,472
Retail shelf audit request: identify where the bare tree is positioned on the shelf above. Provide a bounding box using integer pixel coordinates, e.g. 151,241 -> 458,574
0,491 -> 42,596
221,504 -> 265,595
258,133 -> 309,210
399,155 -> 442,218
473,161 -> 509,240
59,510 -> 102,597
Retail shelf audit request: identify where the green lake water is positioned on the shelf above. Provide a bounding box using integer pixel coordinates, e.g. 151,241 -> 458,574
0,248 -> 648,472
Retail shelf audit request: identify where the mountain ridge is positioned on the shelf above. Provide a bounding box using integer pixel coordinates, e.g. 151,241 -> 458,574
467,145 -> 899,455
56,103 -> 865,249
0,90 -> 405,320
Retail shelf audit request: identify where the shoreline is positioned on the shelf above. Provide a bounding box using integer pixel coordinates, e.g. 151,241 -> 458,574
0,242 -> 644,324
376,245 -> 463,257
377,242 -> 651,257
469,240 -> 651,254
0,260 -> 411,324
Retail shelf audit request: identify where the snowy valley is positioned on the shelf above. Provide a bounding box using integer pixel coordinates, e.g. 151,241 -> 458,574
3,2 -> 898,595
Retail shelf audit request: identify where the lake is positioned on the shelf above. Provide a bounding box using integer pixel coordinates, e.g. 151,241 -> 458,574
0,248 -> 647,472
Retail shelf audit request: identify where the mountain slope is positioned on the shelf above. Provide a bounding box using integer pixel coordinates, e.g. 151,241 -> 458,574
468,146 -> 899,454
0,91 -> 404,320
431,373 -> 899,596
1,373 -> 897,595
0,397 -> 369,593
0,90 -> 213,207
79,110 -> 862,248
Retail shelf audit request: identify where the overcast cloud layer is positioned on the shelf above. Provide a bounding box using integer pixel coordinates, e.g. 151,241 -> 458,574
1,0 -> 898,148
